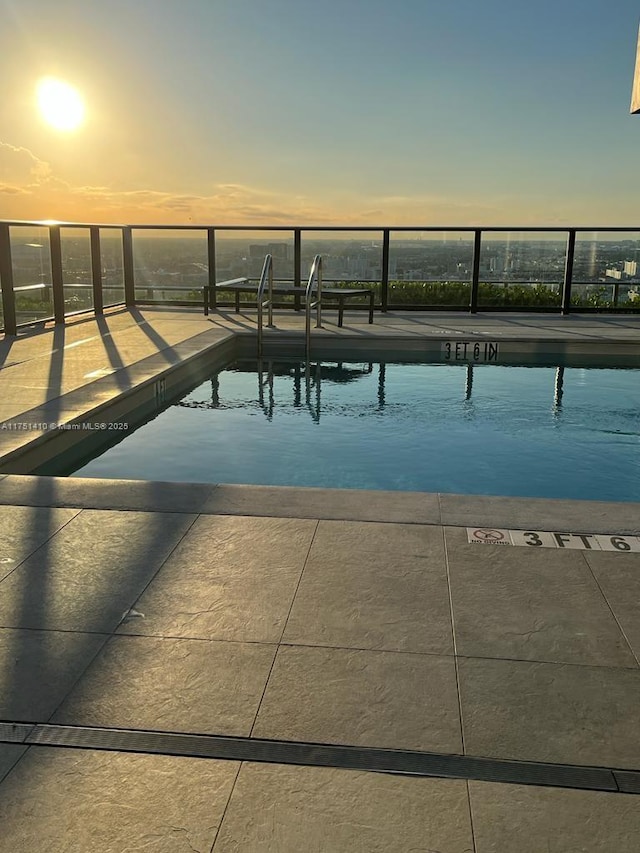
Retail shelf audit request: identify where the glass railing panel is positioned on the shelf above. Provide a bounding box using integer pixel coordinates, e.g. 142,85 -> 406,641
388,230 -> 473,307
301,229 -> 383,305
215,229 -> 294,283
572,230 -> 640,309
100,228 -> 125,307
60,227 -> 93,314
132,228 -> 208,303
9,225 -> 53,325
477,231 -> 564,309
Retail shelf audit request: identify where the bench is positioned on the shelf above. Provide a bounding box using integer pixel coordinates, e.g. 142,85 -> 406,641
206,279 -> 374,327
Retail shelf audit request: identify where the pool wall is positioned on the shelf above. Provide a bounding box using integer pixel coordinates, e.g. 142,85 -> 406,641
256,332 -> 640,367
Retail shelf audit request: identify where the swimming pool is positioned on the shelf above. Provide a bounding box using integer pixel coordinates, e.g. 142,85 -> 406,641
68,358 -> 640,502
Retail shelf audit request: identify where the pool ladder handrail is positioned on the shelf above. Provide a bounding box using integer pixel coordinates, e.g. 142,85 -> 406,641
257,254 -> 274,357
305,254 -> 323,357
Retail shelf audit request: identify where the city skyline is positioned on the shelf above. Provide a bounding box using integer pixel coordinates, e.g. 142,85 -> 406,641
1,0 -> 639,227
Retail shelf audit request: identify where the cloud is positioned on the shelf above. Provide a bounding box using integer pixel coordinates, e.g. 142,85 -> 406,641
0,141 -> 52,185
0,141 -> 636,227
0,183 -> 29,195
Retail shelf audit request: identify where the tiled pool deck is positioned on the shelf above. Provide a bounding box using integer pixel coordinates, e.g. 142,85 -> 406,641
0,307 -> 639,851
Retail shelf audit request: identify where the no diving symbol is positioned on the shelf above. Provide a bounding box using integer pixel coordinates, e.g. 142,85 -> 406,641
473,529 -> 507,542
466,527 -> 511,545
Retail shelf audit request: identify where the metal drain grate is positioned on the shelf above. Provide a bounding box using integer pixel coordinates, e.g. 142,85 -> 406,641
0,722 -> 34,743
2,722 -> 625,794
614,771 -> 640,794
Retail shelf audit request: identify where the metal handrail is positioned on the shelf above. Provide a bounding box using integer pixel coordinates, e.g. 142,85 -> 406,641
305,254 -> 323,357
256,254 -> 274,357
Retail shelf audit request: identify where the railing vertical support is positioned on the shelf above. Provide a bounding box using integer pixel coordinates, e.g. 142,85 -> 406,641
470,230 -> 481,313
122,227 -> 135,307
381,229 -> 390,312
294,228 -> 302,311
561,230 -> 576,316
90,226 -> 103,315
0,223 -> 17,335
206,228 -> 216,314
49,225 -> 65,324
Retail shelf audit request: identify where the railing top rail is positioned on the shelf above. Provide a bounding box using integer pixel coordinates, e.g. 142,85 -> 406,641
1,220 -> 639,233
0,219 -> 127,229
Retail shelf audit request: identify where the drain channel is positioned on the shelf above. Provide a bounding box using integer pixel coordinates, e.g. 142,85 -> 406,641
2,720 -> 639,794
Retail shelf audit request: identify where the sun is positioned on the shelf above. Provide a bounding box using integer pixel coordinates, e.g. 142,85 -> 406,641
37,77 -> 85,131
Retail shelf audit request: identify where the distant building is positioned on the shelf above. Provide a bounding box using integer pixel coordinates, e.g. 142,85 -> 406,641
624,260 -> 638,276
606,268 -> 623,279
249,243 -> 289,260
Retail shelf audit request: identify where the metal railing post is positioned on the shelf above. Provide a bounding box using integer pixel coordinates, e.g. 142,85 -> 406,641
0,224 -> 17,335
470,230 -> 481,313
49,224 -> 65,324
381,229 -> 389,312
90,226 -> 103,315
206,227 -> 216,313
561,230 -> 576,315
122,227 -> 135,307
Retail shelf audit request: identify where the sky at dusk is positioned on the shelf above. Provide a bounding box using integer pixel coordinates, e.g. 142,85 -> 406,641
1,0 -> 639,227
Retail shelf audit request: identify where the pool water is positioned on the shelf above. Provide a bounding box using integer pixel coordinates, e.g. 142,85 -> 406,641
71,359 -> 640,501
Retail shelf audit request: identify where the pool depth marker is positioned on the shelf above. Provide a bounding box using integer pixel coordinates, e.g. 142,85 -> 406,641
467,528 -> 640,552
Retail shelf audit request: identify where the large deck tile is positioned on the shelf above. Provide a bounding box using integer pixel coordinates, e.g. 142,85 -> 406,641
0,627 -> 107,721
469,780 -> 640,853
213,762 -> 473,853
459,657 -> 640,768
0,746 -> 239,853
0,509 -> 194,633
0,505 -> 79,582
252,644 -> 462,753
309,519 -> 444,557
445,526 -> 637,667
283,525 -> 452,653
53,634 -> 276,736
584,550 -> 640,661
154,514 -> 318,569
116,515 -> 317,643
